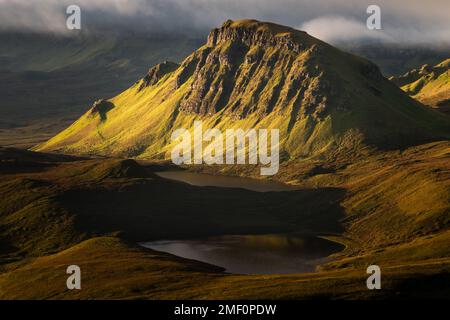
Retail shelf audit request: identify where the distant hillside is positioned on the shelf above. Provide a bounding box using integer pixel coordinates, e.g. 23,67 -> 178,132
390,59 -> 450,114
37,20 -> 450,162
344,43 -> 450,77
0,32 -> 201,148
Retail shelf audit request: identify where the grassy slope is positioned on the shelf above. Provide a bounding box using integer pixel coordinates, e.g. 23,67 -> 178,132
1,236 -> 449,300
391,58 -> 450,114
2,21 -> 450,300
36,20 -> 450,160
204,141 -> 450,250
0,32 -> 200,148
0,142 -> 449,299
0,152 -> 346,260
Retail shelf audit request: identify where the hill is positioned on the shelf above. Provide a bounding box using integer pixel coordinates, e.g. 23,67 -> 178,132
0,32 -> 200,148
390,58 -> 450,114
344,43 -> 450,77
0,144 -> 449,299
0,148 -> 346,260
3,19 -> 450,300
1,235 -> 448,300
36,20 -> 450,161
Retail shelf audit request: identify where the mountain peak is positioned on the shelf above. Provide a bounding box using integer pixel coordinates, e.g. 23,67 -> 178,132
176,19 -> 350,118
37,20 -> 450,159
207,19 -> 314,52
213,19 -> 301,37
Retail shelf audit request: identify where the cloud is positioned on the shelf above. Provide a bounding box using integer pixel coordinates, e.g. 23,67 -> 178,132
299,16 -> 391,43
0,0 -> 157,33
0,0 -> 449,45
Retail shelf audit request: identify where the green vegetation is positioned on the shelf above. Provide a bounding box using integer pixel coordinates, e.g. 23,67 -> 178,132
0,32 -> 200,148
1,140 -> 449,299
1,20 -> 450,300
1,236 -> 448,300
36,20 -> 450,161
391,58 -> 450,114
0,150 -> 345,260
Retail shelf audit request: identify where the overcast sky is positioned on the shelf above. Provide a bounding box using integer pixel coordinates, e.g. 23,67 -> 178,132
0,0 -> 449,45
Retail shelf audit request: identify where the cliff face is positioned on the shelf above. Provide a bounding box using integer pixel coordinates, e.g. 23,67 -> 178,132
36,20 -> 450,160
175,19 -> 378,121
206,20 -> 308,51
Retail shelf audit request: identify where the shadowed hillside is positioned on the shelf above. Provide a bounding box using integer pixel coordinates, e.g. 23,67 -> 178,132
0,149 -> 345,261
2,19 -> 450,301
0,32 -> 201,148
0,145 -> 449,299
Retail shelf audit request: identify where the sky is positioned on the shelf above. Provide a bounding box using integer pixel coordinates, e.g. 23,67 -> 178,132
0,0 -> 449,45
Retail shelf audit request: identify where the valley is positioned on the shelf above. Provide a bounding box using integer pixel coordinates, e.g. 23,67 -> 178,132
0,138 -> 449,299
0,19 -> 449,300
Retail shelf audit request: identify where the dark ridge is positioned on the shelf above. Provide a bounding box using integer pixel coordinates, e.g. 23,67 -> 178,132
89,99 -> 115,121
139,60 -> 179,91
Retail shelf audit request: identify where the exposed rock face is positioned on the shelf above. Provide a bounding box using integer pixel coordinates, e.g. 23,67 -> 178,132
89,99 -> 114,121
37,19 -> 450,160
139,61 -> 179,91
206,19 -> 307,52
176,19 -> 380,121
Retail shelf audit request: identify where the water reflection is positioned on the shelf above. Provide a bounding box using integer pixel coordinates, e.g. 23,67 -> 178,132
155,171 -> 297,192
141,234 -> 343,274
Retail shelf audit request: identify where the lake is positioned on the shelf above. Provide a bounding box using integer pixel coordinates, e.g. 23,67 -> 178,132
141,234 -> 343,274
149,171 -> 341,274
155,171 -> 298,192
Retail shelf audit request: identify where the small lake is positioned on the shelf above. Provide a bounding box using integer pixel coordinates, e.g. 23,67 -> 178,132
155,171 -> 297,192
141,234 -> 343,275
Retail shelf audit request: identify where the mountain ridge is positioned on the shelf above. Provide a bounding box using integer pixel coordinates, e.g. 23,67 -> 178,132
36,19 -> 450,161
390,58 -> 450,114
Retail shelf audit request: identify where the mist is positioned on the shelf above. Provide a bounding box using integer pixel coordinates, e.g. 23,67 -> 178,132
0,0 -> 449,45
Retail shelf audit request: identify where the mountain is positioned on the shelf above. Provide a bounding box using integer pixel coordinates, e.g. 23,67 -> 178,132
0,32 -> 201,148
390,58 -> 450,114
3,19 -> 450,300
36,20 -> 450,162
343,43 -> 450,77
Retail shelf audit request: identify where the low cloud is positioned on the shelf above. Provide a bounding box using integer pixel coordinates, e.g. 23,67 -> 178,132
299,16 -> 391,43
300,14 -> 450,45
0,0 -> 449,45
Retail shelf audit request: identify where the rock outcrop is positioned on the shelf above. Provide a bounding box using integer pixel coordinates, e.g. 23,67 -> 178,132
36,20 -> 450,159
139,61 -> 179,91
